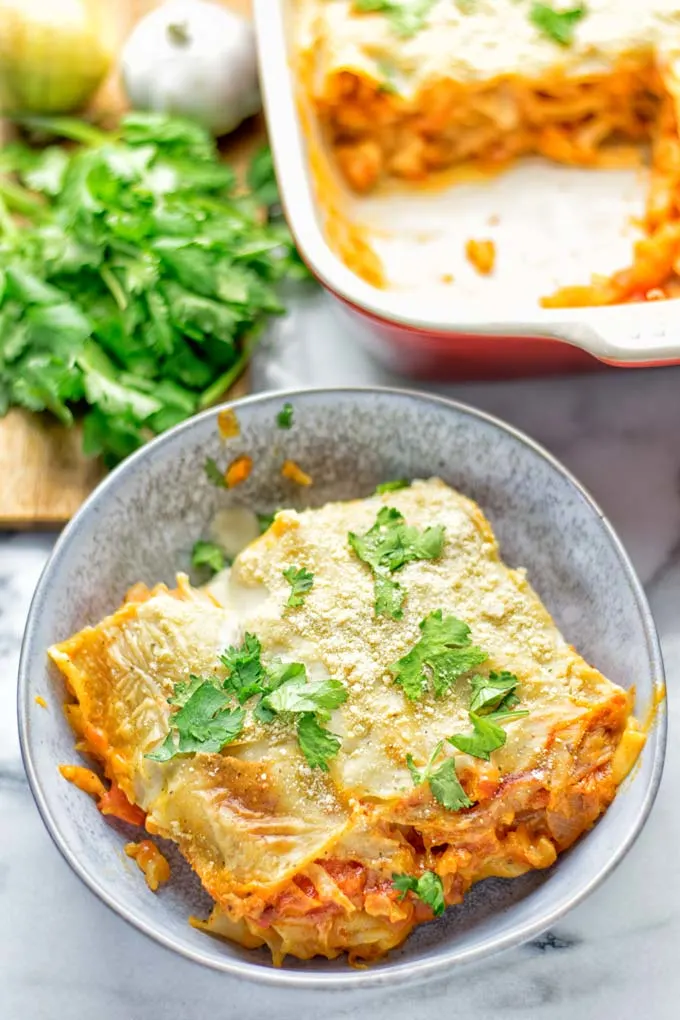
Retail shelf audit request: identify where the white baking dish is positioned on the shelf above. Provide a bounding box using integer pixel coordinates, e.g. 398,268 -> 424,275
254,0 -> 680,376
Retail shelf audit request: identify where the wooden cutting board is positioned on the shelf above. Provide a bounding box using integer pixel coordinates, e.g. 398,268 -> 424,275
0,0 -> 262,528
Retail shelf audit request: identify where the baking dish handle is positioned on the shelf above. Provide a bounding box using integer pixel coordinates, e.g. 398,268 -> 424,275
548,301 -> 680,363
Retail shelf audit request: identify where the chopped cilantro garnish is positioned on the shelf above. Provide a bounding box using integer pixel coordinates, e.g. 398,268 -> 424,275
144,629 -> 347,768
348,507 -> 445,619
277,402 -> 294,429
219,633 -> 268,704
263,676 -> 347,721
257,510 -> 276,533
448,670 -> 529,760
448,711 -> 507,761
257,661 -> 347,769
252,659 -> 306,723
406,740 -> 472,811
146,680 -> 244,761
529,3 -> 586,46
392,871 -> 445,916
354,0 -> 437,37
204,456 -> 226,488
191,539 -> 227,575
168,673 -> 219,708
283,565 -> 314,607
390,610 -> 487,700
428,756 -> 472,810
469,670 -> 521,714
297,714 -> 342,771
448,707 -> 529,761
375,478 -> 410,494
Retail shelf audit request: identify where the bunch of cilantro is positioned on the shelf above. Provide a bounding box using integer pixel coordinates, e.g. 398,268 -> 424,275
0,113 -> 306,464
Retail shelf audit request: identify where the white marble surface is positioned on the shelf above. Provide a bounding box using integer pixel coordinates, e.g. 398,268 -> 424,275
2,294 -> 680,1020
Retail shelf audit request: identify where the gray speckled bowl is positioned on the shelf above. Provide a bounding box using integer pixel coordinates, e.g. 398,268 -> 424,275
18,387 -> 666,989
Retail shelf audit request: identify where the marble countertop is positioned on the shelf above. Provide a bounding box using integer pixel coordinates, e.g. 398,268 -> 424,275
2,294 -> 678,1020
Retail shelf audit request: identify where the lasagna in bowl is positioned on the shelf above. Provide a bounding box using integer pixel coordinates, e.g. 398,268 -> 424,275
50,479 -> 644,965
296,0 -> 680,306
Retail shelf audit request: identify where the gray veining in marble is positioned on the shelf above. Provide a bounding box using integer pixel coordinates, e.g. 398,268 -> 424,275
2,292 -> 679,1019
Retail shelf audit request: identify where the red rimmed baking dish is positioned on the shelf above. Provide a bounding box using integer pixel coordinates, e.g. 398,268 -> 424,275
254,0 -> 680,379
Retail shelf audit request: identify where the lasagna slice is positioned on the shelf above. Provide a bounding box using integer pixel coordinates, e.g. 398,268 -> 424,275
50,480 -> 644,965
296,0 -> 680,305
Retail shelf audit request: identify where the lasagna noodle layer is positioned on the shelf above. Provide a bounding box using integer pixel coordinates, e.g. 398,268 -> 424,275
298,0 -> 680,304
50,480 -> 643,963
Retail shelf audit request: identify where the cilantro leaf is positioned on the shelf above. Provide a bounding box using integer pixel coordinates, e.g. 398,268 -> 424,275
406,740 -> 472,811
469,670 -> 521,714
283,565 -> 314,607
297,713 -> 342,771
263,677 -> 347,719
353,0 -> 437,37
448,711 -> 507,761
429,756 -> 473,811
204,457 -> 226,488
168,673 -> 216,708
529,3 -> 586,46
390,610 -> 487,700
252,659 -> 307,723
374,571 -> 405,618
257,511 -> 276,533
277,401 -> 294,429
247,145 -> 281,211
392,871 -> 445,916
146,680 -> 244,761
449,707 -> 529,761
375,479 -> 410,494
191,539 -> 227,574
449,671 -> 529,761
258,662 -> 347,766
219,633 -> 267,704
348,507 -> 445,619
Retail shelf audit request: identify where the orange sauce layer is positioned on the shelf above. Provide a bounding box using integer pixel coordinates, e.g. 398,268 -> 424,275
300,50 -> 680,306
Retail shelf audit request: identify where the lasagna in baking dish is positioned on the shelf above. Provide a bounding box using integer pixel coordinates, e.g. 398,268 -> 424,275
295,0 -> 680,305
50,480 -> 644,964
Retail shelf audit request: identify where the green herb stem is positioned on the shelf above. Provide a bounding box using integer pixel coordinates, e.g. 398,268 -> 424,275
198,325 -> 263,409
99,266 -> 128,311
15,115 -> 111,147
0,176 -> 45,219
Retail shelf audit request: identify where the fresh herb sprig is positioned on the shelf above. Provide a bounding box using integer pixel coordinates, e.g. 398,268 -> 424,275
277,402 -> 294,429
390,610 -> 487,700
407,740 -> 472,811
146,633 -> 346,770
449,670 -> 528,760
191,539 -> 228,575
529,2 -> 586,46
283,565 -> 314,607
374,479 -> 409,494
146,677 -> 245,762
353,0 -> 438,37
0,112 -> 307,465
258,667 -> 347,770
348,507 -> 445,619
392,871 -> 445,915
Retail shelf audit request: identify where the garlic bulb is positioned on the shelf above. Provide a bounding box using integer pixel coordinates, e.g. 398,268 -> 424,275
121,0 -> 261,137
0,0 -> 111,115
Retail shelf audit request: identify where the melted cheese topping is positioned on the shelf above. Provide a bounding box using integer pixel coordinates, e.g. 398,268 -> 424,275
223,481 -> 619,799
50,480 -> 640,961
299,0 -> 680,94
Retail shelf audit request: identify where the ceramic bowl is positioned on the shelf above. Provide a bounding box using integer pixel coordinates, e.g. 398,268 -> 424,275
18,388 -> 666,989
